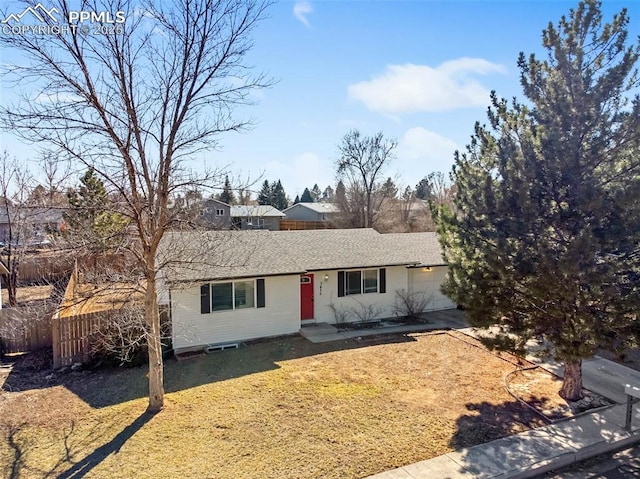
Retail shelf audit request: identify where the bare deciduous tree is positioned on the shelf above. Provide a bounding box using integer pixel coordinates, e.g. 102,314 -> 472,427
336,130 -> 397,229
0,151 -> 35,307
39,150 -> 71,208
1,0 -> 273,412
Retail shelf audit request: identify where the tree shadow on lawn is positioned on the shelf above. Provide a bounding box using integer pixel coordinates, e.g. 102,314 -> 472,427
450,398 -> 549,449
53,411 -> 156,479
2,420 -> 27,479
2,333 -> 418,408
449,398 -> 552,477
0,412 -> 155,479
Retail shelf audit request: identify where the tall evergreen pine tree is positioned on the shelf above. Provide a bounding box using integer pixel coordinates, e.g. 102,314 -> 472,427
257,180 -> 272,205
271,180 -> 288,210
300,187 -> 314,203
434,0 -> 640,400
66,167 -> 127,250
219,175 -> 236,204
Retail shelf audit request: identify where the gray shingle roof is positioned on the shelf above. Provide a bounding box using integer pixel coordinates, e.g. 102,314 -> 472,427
282,203 -> 340,214
159,229 -> 446,283
230,205 -> 286,217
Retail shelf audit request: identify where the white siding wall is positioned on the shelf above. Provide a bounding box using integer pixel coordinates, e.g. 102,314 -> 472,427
408,266 -> 456,311
156,273 -> 170,306
171,275 -> 300,351
310,266 -> 409,323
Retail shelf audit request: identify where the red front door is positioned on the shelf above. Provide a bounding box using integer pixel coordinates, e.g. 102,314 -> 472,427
300,274 -> 314,320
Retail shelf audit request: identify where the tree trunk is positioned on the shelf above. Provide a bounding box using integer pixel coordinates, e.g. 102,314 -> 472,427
145,273 -> 164,413
8,269 -> 17,307
559,360 -> 583,401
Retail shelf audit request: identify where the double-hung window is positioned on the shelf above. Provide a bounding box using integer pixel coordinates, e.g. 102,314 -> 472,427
201,279 -> 265,313
234,281 -> 255,309
211,282 -> 233,311
346,271 -> 362,295
363,269 -> 378,293
338,268 -> 386,297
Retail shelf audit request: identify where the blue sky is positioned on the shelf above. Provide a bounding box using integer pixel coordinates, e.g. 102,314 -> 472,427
2,1 -> 640,200
201,0 -> 640,199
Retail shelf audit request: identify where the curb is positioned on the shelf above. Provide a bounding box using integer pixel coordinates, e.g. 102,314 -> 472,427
368,404 -> 640,479
509,431 -> 640,479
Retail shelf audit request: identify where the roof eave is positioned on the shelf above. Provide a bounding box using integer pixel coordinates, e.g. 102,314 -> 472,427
166,269 -> 308,285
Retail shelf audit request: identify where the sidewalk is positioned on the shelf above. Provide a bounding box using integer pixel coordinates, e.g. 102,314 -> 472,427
367,322 -> 640,478
368,403 -> 640,479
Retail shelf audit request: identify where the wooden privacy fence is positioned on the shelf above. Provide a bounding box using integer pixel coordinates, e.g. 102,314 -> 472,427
15,253 -> 73,284
52,311 -> 109,368
52,260 -> 147,368
0,307 -> 53,354
279,220 -> 335,230
52,262 -> 105,368
2,257 -> 158,367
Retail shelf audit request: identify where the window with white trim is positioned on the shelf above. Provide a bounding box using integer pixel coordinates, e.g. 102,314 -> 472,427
212,282 -> 233,311
201,279 -> 265,313
363,269 -> 378,293
338,268 -> 386,296
345,270 -> 362,295
216,209 -> 225,216
234,280 -> 255,309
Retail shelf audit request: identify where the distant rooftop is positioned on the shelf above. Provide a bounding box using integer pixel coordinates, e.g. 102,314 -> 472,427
230,205 -> 286,217
283,203 -> 340,214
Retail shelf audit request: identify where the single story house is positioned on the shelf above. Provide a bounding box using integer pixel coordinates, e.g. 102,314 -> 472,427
283,202 -> 339,222
159,229 -> 455,354
230,205 -> 285,230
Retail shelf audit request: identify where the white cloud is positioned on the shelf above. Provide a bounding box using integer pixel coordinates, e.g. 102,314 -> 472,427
348,58 -> 506,113
293,0 -> 313,28
396,127 -> 460,177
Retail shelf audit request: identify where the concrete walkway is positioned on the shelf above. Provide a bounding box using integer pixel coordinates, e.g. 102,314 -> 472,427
298,312 -> 640,478
299,309 -> 469,343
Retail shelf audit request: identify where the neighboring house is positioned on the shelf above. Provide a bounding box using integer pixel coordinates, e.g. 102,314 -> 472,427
23,207 -> 66,241
159,229 -> 456,354
0,205 -> 66,244
230,205 -> 285,230
198,201 -> 285,231
198,199 -> 232,229
283,202 -> 339,222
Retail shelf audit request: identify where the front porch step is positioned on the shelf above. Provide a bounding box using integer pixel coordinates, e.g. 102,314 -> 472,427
299,322 -> 338,340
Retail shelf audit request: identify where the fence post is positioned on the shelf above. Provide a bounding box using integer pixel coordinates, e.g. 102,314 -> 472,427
52,312 -> 61,369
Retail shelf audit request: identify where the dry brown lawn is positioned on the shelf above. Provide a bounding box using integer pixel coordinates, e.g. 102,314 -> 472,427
1,285 -> 53,306
0,331 -> 572,479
